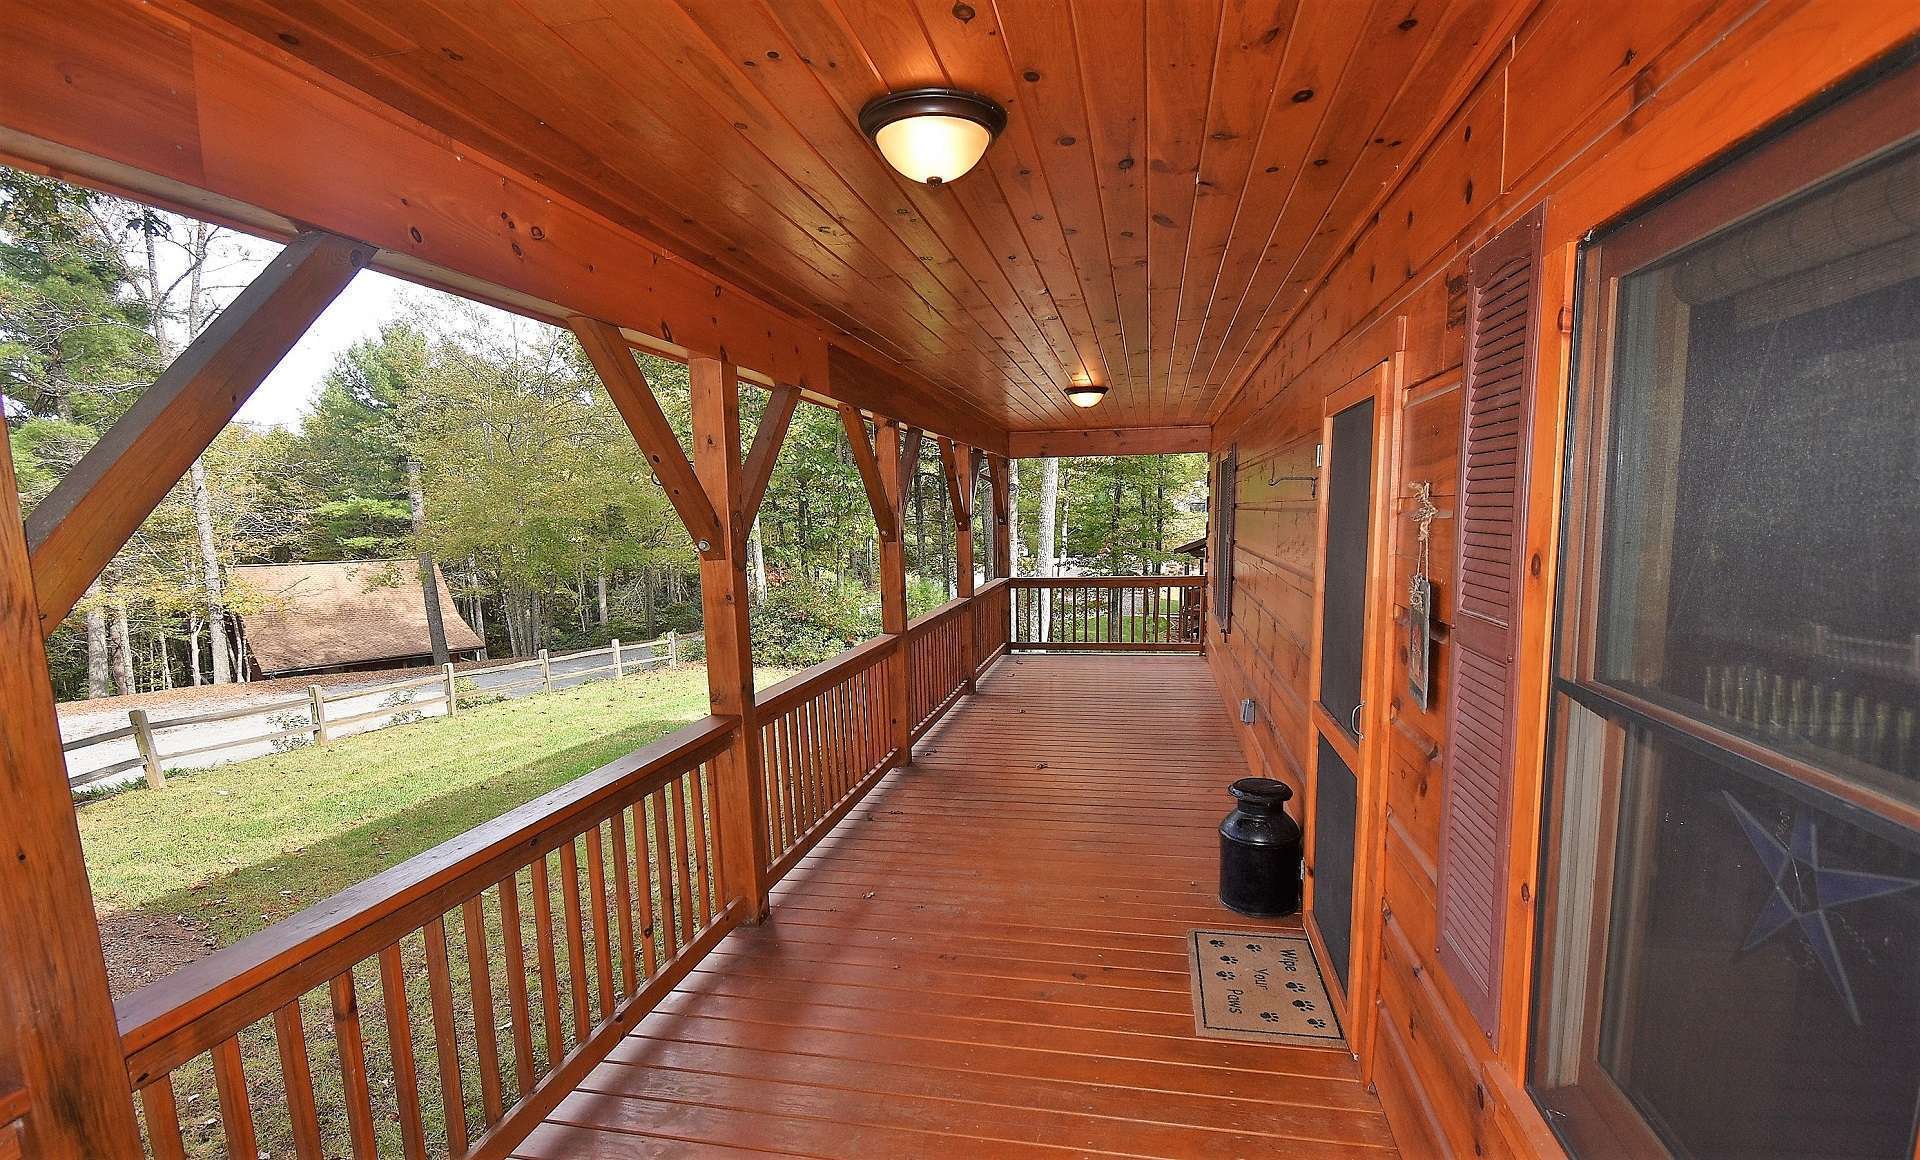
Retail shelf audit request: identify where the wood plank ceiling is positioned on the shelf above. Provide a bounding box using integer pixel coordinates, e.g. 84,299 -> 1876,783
179,0 -> 1523,432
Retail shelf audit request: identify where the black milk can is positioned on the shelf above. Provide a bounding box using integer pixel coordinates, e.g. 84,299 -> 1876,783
1218,777 -> 1303,917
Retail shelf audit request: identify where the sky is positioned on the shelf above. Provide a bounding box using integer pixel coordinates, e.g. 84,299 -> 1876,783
237,268 -> 416,429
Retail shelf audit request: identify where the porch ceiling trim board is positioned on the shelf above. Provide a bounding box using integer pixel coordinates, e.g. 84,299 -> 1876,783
0,0 -> 1008,452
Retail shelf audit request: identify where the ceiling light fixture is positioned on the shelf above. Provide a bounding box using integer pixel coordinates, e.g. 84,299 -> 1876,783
1064,382 -> 1109,408
860,88 -> 1007,184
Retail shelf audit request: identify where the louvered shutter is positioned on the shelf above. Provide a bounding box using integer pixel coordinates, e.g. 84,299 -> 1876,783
1435,207 -> 1543,1040
1212,448 -> 1236,632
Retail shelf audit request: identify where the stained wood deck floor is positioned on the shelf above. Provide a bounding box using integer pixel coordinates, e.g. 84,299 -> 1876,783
517,654 -> 1398,1158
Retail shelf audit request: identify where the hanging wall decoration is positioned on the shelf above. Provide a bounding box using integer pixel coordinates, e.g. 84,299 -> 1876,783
1407,481 -> 1440,710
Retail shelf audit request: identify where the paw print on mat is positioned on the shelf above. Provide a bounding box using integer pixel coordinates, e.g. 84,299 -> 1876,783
1286,981 -> 1307,992
1208,938 -> 1226,947
1307,1018 -> 1328,1029
1259,1011 -> 1280,1023
1291,998 -> 1316,1011
1216,970 -> 1236,980
1219,955 -> 1239,964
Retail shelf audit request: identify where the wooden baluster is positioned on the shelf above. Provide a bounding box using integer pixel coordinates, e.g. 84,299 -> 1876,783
528,854 -> 566,1068
584,825 -> 616,1015
138,1076 -> 188,1160
1788,678 -> 1807,736
377,944 -> 428,1160
783,710 -> 802,842
1851,697 -> 1868,759
329,971 -> 379,1159
650,788 -> 681,959
668,777 -> 696,944
632,803 -> 660,977
606,810 -> 638,998
461,897 -> 505,1125
1829,691 -> 1848,749
686,767 -> 715,927
762,720 -> 785,858
273,1000 -> 324,1159
495,876 -> 536,1098
557,839 -> 592,1039
422,916 -> 468,1155
806,696 -> 825,816
211,1037 -> 258,1160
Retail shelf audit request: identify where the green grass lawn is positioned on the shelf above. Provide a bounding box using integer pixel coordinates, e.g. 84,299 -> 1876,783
81,663 -> 789,1158
82,662 -> 786,947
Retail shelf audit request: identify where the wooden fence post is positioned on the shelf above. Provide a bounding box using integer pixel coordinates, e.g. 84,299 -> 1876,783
442,664 -> 458,716
610,638 -> 623,679
128,709 -> 165,789
666,630 -> 678,666
307,685 -> 329,744
539,648 -> 552,693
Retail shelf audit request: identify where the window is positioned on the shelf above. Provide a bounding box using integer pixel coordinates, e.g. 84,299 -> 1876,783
1531,67 -> 1920,1160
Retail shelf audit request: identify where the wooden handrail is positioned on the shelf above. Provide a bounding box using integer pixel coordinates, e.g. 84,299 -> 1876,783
115,714 -> 735,1084
1008,575 -> 1204,589
905,594 -> 972,633
754,635 -> 898,719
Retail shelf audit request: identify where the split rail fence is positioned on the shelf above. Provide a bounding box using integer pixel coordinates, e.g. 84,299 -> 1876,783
62,632 -> 701,791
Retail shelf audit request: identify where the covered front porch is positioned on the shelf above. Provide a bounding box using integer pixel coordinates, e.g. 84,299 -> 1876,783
524,653 -> 1387,1158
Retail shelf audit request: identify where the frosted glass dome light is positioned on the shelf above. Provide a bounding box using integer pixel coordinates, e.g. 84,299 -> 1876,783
861,89 -> 1007,185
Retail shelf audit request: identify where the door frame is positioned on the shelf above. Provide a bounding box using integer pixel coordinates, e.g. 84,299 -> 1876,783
1303,359 -> 1399,1051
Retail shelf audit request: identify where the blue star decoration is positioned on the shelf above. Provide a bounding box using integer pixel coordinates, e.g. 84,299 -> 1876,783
1724,791 -> 1920,1025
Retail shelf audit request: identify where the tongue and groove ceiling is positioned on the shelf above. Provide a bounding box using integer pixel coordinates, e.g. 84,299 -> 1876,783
183,0 -> 1521,432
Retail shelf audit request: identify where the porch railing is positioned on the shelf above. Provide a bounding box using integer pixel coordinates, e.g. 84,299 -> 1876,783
110,572 -> 1184,1158
1009,576 -> 1204,651
755,636 -> 899,880
117,716 -> 737,1159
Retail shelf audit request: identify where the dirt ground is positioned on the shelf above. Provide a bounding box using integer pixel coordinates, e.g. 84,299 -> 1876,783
96,909 -> 219,999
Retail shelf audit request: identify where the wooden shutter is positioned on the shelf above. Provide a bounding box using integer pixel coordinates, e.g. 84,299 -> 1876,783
1435,207 -> 1543,1040
1212,448 -> 1237,632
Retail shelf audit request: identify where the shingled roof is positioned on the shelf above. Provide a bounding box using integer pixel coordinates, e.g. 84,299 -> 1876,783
231,560 -> 483,676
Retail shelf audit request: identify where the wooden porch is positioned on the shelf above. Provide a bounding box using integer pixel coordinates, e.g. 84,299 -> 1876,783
521,653 -> 1393,1158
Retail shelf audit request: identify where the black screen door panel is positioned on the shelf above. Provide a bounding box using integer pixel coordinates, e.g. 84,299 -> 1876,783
1314,736 -> 1358,993
1320,399 -> 1374,735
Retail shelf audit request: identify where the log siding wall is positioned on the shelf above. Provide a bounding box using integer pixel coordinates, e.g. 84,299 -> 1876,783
1204,5 -> 1920,1155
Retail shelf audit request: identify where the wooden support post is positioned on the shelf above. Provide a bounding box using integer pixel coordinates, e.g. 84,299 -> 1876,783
939,439 -> 978,693
989,455 -> 1012,580
539,649 -> 552,693
688,357 -> 771,920
610,639 -> 623,679
0,417 -> 146,1157
26,232 -> 372,634
666,631 -> 679,666
874,421 -> 912,764
129,708 -> 165,789
307,686 -> 329,744
442,664 -> 458,716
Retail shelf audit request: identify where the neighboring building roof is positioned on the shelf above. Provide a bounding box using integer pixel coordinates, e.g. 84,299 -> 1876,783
231,560 -> 483,675
1172,535 -> 1207,557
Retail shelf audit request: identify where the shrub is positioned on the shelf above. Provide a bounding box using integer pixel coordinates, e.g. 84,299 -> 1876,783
750,578 -> 879,666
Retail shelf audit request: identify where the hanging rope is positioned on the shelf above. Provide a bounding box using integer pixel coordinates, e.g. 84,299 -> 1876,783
1409,481 -> 1440,609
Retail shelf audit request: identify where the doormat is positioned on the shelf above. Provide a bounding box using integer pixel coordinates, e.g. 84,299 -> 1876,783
1188,929 -> 1345,1047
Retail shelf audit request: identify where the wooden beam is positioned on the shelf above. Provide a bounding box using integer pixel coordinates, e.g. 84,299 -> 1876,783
875,420 -> 912,763
687,358 -> 770,920
837,405 -> 897,541
1006,425 -> 1211,458
25,230 -> 370,634
988,455 -> 1012,580
825,344 -> 1005,455
0,417 -> 146,1157
935,439 -> 968,526
570,318 -> 724,559
941,439 -> 978,693
740,385 -> 799,524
